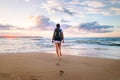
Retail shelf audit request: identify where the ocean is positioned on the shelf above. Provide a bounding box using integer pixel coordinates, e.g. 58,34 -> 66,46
0,37 -> 120,59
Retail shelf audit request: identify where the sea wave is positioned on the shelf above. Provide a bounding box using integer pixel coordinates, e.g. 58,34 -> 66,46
74,38 -> 120,46
75,40 -> 101,44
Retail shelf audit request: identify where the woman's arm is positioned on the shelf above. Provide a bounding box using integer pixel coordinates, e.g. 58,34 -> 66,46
62,32 -> 64,43
52,30 -> 55,43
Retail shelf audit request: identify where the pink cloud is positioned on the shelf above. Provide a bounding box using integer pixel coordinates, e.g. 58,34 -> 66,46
29,15 -> 54,30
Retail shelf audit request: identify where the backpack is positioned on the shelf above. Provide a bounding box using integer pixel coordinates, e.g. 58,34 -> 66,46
54,28 -> 63,40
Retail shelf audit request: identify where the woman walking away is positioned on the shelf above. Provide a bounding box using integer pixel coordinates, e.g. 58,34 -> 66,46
52,23 -> 64,60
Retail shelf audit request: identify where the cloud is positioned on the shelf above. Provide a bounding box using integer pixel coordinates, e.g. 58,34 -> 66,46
25,0 -> 30,2
111,7 -> 120,12
42,0 -> 105,16
51,7 -> 75,16
0,24 -> 29,31
0,24 -> 14,30
73,1 -> 119,16
108,0 -> 120,5
29,15 -> 54,30
41,0 -> 62,13
0,15 -> 54,31
62,8 -> 75,16
61,19 -> 70,23
41,0 -> 120,17
110,7 -> 120,15
85,1 -> 105,8
62,24 -> 71,29
41,0 -> 75,16
78,21 -> 114,33
61,21 -> 115,34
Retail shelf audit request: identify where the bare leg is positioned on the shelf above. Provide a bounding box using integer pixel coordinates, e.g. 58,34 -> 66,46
55,43 -> 59,57
58,43 -> 62,56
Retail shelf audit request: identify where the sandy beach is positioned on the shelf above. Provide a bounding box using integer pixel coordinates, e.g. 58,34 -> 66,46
0,53 -> 120,80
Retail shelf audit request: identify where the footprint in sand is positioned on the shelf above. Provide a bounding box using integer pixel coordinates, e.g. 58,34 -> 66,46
56,62 -> 59,66
29,74 -> 43,80
59,70 -> 64,75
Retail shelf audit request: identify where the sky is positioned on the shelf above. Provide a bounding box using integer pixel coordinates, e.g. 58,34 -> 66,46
0,0 -> 120,37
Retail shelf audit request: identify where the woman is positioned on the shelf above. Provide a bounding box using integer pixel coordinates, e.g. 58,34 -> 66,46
52,23 -> 64,59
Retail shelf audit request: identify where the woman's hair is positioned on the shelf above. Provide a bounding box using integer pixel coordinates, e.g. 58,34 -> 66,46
56,23 -> 60,28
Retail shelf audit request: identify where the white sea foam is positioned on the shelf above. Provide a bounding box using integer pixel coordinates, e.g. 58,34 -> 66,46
0,37 -> 120,59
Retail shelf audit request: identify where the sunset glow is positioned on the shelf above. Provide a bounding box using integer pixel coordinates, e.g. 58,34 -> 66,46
0,0 -> 120,37
5,34 -> 15,38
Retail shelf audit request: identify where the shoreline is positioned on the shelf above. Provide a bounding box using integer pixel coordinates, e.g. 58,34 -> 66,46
0,53 -> 120,80
0,52 -> 120,60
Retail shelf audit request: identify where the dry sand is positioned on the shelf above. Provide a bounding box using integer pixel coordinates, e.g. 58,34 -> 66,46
0,53 -> 120,80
